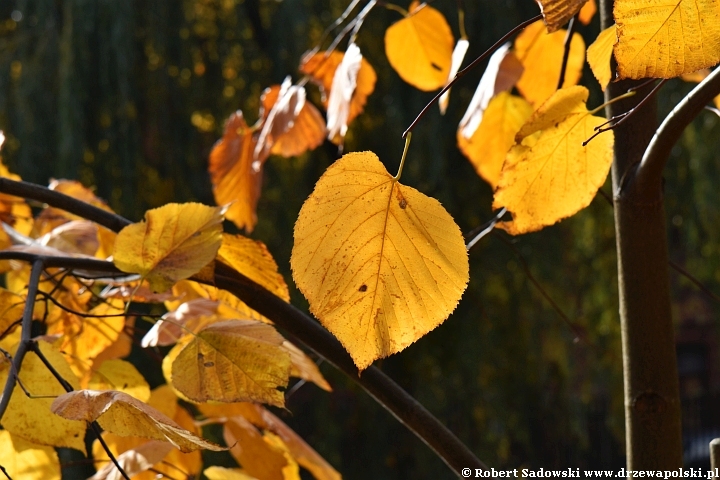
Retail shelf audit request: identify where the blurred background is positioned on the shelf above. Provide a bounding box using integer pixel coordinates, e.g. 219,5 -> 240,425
1,0 -> 720,477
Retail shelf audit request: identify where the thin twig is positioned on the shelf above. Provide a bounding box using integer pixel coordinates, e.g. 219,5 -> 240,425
402,14 -> 542,138
465,208 -> 507,251
556,15 -> 577,91
0,259 -> 44,419
28,341 -> 130,480
669,260 -> 720,304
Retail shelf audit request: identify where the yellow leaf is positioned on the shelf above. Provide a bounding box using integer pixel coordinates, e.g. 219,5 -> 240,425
208,112 -> 262,232
384,3 -> 454,91
0,430 -> 60,480
224,416 -> 294,480
113,203 -> 224,292
218,233 -> 290,302
166,280 -> 268,323
515,20 -> 585,106
578,0 -> 597,25
587,25 -> 617,91
0,341 -> 86,451
51,389 -> 225,452
536,0 -> 591,32
0,159 -> 32,236
493,86 -> 614,234
205,466 -> 260,480
614,0 -> 720,79
88,359 -> 151,401
0,287 -> 26,339
291,151 -> 469,371
458,92 -> 533,188
168,320 -> 290,407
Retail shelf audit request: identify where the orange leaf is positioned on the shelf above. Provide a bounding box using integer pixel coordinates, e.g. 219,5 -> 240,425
224,416 -> 297,480
578,0 -> 597,25
384,3 -> 454,91
514,20 -> 585,106
209,112 -> 262,232
259,82 -> 326,158
300,49 -> 376,133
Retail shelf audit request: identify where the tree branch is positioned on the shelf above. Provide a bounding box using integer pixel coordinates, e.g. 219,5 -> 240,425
0,179 -> 488,474
636,67 -> 720,192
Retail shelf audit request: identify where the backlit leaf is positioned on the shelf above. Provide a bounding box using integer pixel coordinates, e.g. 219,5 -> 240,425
0,430 -> 60,480
168,320 -> 290,407
384,2 -> 454,91
587,25 -> 617,91
224,415 -> 297,480
300,49 -> 376,131
88,359 -> 151,401
259,82 -> 326,158
458,92 -> 534,188
51,389 -> 225,452
113,203 -> 224,292
614,0 -> 720,79
209,112 -> 262,232
205,467 -> 259,480
291,151 -> 469,370
0,287 -> 25,339
493,86 -> 614,234
515,20 -> 585,105
0,341 -> 86,451
536,0 -> 590,32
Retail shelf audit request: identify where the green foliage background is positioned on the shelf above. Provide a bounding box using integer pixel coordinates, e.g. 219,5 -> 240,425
1,0 -> 719,477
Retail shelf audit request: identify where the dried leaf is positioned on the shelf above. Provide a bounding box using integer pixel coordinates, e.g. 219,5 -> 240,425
51,389 -> 225,452
325,43 -> 363,143
384,3 -> 454,91
209,112 -> 262,232
113,203 -> 224,292
291,152 -> 468,370
536,0 -> 590,32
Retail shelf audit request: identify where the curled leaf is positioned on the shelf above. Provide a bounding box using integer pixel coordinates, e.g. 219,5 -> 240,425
326,43 -> 363,143
291,151 -> 468,370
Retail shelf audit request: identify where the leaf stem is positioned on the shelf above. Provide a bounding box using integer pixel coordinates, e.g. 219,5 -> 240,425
394,132 -> 412,180
402,13 -> 542,138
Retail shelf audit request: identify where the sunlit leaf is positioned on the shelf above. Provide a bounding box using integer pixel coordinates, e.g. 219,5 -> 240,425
458,92 -> 534,188
90,440 -> 174,480
0,430 -> 60,480
384,2 -> 454,91
205,467 -> 260,480
515,20 -> 585,105
578,0 -> 597,25
0,341 -> 86,451
439,39 -> 470,114
614,0 -> 720,79
536,0 -> 591,32
167,320 -> 290,406
259,81 -> 326,158
587,25 -> 617,91
224,415 -> 297,480
209,112 -> 262,232
291,151 -> 469,370
113,203 -> 224,292
88,359 -> 151,401
493,86 -> 614,234
0,287 -> 26,340
300,49 -> 376,133
0,159 -> 32,237
166,280 -> 267,323
51,389 -> 225,452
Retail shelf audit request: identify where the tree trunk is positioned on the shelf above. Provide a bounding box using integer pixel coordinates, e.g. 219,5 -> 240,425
599,0 -> 683,469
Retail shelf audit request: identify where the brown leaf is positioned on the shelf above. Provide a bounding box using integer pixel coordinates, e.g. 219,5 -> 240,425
536,0 -> 590,32
209,112 -> 263,232
51,390 -> 225,452
89,440 -> 174,480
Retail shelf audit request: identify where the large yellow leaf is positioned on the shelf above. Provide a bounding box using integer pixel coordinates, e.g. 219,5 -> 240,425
0,341 -> 86,451
458,92 -> 534,188
291,151 -> 469,371
384,2 -> 454,91
536,0 -> 590,32
614,0 -> 720,79
87,359 -> 151,401
587,25 -> 617,91
168,320 -> 290,407
209,112 -> 262,232
0,430 -> 60,480
493,86 -> 614,234
515,20 -> 585,106
113,203 -> 224,292
51,389 -> 225,452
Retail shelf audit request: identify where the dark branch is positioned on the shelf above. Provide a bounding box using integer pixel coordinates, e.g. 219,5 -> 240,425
556,15 -> 577,91
636,68 -> 720,192
0,178 -> 488,474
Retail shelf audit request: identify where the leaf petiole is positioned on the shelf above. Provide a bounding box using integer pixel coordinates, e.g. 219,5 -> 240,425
394,132 -> 412,181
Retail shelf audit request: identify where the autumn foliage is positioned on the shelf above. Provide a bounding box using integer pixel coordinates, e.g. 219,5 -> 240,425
1,0 -> 720,478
